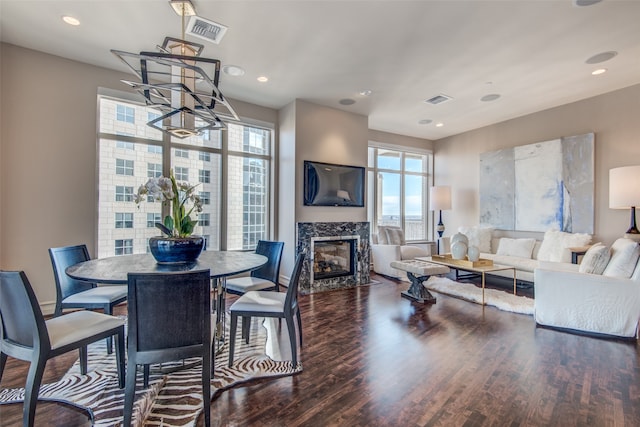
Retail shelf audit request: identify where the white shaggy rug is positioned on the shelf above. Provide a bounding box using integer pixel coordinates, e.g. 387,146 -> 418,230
424,276 -> 534,315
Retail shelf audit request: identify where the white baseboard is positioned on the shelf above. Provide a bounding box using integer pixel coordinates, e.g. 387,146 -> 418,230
41,300 -> 56,316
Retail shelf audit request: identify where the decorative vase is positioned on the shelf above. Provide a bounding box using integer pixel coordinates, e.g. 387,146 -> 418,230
467,245 -> 480,262
451,232 -> 469,247
148,236 -> 205,264
451,241 -> 468,260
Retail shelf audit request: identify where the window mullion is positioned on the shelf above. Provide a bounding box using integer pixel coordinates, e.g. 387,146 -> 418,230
161,132 -> 172,224
219,130 -> 229,251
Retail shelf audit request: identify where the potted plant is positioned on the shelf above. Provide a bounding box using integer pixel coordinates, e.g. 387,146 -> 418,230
135,169 -> 204,263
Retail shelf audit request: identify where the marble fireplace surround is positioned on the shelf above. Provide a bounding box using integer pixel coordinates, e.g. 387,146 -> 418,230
297,222 -> 371,294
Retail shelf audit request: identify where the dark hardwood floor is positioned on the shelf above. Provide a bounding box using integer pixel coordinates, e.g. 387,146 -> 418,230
1,274 -> 639,426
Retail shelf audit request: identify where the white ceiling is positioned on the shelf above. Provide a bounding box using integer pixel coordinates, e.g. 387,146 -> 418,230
1,0 -> 639,140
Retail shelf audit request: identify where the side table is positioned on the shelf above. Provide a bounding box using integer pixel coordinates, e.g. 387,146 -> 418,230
569,245 -> 592,264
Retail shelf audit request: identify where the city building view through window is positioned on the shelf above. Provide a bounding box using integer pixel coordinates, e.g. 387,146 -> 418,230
367,146 -> 433,241
97,96 -> 272,257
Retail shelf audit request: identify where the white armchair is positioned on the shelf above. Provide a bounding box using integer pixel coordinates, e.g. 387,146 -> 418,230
371,226 -> 432,279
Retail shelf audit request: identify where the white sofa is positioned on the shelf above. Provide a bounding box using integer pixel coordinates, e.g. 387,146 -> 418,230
371,226 -> 433,279
534,238 -> 640,338
442,227 -> 592,283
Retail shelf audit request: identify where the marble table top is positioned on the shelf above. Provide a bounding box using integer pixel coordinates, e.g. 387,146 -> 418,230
66,251 -> 268,284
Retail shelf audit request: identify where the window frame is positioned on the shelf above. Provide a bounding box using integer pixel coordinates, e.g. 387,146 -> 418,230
97,92 -> 275,255
367,143 -> 434,242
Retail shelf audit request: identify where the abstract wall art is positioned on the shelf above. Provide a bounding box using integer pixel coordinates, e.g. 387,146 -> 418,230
479,133 -> 594,233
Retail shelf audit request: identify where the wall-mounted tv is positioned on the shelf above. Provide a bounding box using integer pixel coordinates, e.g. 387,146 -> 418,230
304,160 -> 365,207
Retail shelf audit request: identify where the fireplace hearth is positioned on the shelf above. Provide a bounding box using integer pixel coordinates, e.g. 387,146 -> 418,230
297,222 -> 370,294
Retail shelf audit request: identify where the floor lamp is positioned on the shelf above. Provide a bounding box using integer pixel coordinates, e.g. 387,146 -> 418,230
430,186 -> 452,254
609,166 -> 640,241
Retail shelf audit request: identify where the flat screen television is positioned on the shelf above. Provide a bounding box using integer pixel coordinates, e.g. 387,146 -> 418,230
304,160 -> 365,207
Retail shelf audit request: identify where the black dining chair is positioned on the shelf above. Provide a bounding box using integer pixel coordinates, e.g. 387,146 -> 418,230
49,244 -> 128,354
123,270 -> 213,427
0,270 -> 125,427
226,240 -> 284,296
228,252 -> 305,367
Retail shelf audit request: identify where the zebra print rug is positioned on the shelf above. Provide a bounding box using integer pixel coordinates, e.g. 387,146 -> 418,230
0,317 -> 302,426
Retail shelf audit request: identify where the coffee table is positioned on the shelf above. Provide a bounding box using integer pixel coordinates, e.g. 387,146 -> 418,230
390,260 -> 450,303
416,256 -> 517,305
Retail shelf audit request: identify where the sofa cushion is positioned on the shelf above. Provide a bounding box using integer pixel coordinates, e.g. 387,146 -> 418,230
603,238 -> 640,278
377,226 -> 389,244
537,230 -> 591,263
458,226 -> 493,253
496,238 -> 536,259
400,245 -> 429,260
482,253 -> 540,273
385,227 -> 405,245
578,243 -> 611,275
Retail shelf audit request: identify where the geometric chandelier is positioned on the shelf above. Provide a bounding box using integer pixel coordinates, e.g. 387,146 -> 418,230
111,0 -> 238,138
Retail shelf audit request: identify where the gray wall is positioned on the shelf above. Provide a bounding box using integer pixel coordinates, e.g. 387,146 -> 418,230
277,99 -> 370,276
434,83 -> 640,246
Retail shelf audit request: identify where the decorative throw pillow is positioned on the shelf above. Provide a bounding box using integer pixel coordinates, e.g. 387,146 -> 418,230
496,238 -> 536,259
560,232 -> 592,263
385,227 -> 405,246
458,226 -> 493,253
578,243 -> 611,274
377,226 -> 389,245
602,238 -> 640,278
537,230 -> 592,263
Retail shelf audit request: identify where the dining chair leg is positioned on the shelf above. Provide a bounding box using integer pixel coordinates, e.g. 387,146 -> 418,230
123,358 -> 138,427
104,304 -> 114,354
0,352 -> 6,381
228,313 -> 238,367
143,364 -> 150,388
285,315 -> 297,367
24,357 -> 47,427
115,330 -> 126,389
242,316 -> 251,344
296,309 -> 303,347
202,350 -> 211,427
79,345 -> 88,375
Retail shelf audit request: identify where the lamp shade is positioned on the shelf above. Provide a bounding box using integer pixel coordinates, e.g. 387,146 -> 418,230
429,186 -> 452,211
609,166 -> 640,208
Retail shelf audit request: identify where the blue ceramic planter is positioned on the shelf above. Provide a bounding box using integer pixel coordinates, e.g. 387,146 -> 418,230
149,236 -> 205,264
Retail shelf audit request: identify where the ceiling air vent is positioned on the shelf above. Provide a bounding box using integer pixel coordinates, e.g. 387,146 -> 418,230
186,16 -> 228,44
424,94 -> 453,105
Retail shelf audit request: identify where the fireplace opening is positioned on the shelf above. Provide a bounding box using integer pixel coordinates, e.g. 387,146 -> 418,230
312,239 -> 357,280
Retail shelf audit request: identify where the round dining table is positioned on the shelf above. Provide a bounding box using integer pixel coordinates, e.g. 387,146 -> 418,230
66,251 -> 267,353
66,251 -> 267,284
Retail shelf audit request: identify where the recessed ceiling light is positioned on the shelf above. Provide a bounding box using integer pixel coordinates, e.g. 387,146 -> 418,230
339,98 -> 356,106
418,119 -> 433,125
585,51 -> 618,64
359,90 -> 372,96
62,15 -> 80,26
257,76 -> 269,83
592,68 -> 607,75
435,122 -> 444,127
222,65 -> 245,77
481,94 -> 501,102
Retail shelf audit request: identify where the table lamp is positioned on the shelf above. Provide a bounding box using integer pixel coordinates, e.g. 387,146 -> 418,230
429,186 -> 452,253
609,166 -> 640,241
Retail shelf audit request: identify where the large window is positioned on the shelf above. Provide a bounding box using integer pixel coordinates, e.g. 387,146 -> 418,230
97,96 -> 273,257
367,146 -> 433,241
